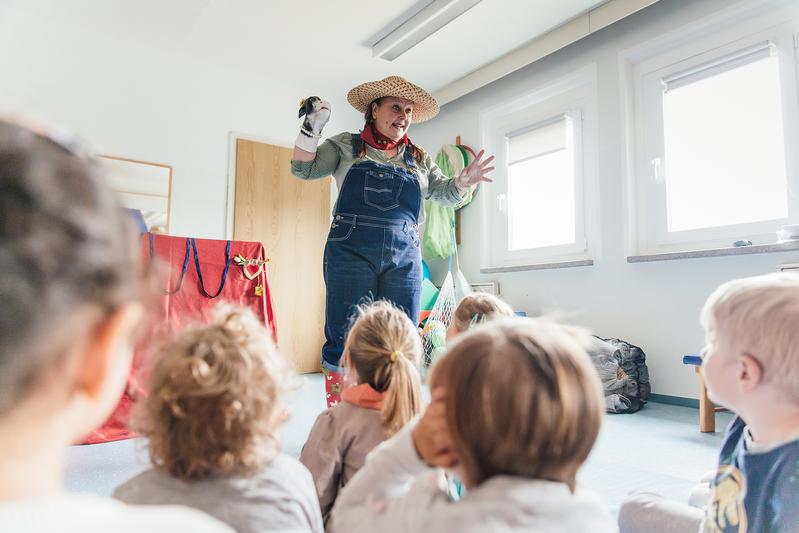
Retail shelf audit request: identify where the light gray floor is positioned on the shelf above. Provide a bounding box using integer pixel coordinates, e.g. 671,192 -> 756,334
66,373 -> 731,515
579,397 -> 730,514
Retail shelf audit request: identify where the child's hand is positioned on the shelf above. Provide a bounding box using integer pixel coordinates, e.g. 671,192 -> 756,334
412,388 -> 458,468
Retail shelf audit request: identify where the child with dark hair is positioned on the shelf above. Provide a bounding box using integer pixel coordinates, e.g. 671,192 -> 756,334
0,118 -> 230,532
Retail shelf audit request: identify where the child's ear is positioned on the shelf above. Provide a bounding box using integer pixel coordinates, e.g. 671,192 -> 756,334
75,303 -> 143,399
738,353 -> 763,391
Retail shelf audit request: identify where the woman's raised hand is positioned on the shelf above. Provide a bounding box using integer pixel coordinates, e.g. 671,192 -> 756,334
455,149 -> 495,191
295,96 -> 331,155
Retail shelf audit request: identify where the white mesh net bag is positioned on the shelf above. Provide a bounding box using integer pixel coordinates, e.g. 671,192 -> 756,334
421,269 -> 456,371
421,225 -> 471,372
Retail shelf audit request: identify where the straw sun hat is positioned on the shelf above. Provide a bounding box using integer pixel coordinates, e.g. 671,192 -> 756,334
347,76 -> 440,123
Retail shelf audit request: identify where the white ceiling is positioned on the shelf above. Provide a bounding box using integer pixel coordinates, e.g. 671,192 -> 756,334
11,0 -> 608,115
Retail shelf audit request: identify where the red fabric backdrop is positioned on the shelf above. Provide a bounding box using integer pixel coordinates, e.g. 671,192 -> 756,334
81,233 -> 277,445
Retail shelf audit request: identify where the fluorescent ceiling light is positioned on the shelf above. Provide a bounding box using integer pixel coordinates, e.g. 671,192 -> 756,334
373,0 -> 483,61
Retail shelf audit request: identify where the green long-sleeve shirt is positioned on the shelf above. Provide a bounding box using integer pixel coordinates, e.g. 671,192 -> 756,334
291,132 -> 465,222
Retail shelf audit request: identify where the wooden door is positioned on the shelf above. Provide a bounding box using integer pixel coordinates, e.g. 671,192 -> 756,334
233,139 -> 329,373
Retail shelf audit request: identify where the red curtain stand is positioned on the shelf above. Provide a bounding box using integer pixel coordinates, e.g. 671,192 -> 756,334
81,233 -> 277,445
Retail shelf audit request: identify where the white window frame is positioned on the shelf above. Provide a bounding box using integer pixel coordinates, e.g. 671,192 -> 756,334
625,3 -> 799,255
479,67 -> 598,271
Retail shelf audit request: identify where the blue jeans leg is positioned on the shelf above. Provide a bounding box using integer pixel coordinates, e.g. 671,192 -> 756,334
322,239 -> 378,368
377,230 -> 422,326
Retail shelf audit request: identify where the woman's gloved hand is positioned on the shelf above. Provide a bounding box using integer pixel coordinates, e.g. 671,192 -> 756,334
295,96 -> 331,153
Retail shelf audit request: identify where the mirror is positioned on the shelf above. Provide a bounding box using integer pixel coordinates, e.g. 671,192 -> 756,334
100,155 -> 172,233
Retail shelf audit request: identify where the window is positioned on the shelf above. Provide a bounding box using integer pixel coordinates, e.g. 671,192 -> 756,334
480,68 -> 597,271
507,116 -> 576,251
627,14 -> 799,255
661,46 -> 787,233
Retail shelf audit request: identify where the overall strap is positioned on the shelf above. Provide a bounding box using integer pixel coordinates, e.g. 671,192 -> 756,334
351,133 -> 363,158
404,143 -> 417,168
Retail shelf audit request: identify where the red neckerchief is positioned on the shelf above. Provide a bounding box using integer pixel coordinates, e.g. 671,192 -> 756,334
361,122 -> 409,151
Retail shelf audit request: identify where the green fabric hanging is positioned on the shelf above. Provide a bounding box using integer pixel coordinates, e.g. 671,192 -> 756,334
422,145 -> 474,260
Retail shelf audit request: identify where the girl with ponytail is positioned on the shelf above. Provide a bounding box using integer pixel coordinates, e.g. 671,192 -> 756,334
300,300 -> 423,526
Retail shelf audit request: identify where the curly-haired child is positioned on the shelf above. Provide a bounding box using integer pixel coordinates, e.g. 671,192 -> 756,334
114,306 -> 323,533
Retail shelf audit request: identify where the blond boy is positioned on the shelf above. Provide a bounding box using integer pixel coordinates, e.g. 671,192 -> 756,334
620,272 -> 799,532
698,272 -> 799,531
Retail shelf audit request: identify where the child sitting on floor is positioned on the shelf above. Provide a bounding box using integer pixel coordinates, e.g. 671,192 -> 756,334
619,272 -> 799,532
444,292 -> 514,498
0,118 -> 229,532
446,292 -> 514,341
114,305 -> 323,533
330,316 -> 616,533
300,300 -> 423,526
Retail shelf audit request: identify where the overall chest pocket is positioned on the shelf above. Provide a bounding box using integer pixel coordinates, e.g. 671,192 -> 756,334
364,169 -> 404,211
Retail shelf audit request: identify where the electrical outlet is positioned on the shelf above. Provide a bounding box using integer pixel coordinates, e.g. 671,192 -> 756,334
471,282 -> 499,295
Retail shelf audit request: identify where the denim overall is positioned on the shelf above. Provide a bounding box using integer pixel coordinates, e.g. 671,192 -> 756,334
322,133 -> 422,371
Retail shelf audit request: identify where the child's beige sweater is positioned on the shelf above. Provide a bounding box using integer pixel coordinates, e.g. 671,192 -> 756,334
300,384 -> 387,526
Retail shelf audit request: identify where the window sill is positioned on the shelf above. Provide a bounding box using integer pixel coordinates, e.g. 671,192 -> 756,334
627,241 -> 799,263
481,259 -> 594,274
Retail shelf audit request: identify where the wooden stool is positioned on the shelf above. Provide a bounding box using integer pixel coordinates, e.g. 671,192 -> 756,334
683,354 -> 726,432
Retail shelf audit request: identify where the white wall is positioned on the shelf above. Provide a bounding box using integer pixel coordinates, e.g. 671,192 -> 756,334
412,0 -> 799,399
0,6 -> 359,239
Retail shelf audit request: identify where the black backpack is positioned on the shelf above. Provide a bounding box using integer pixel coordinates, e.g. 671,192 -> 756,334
587,336 -> 651,413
